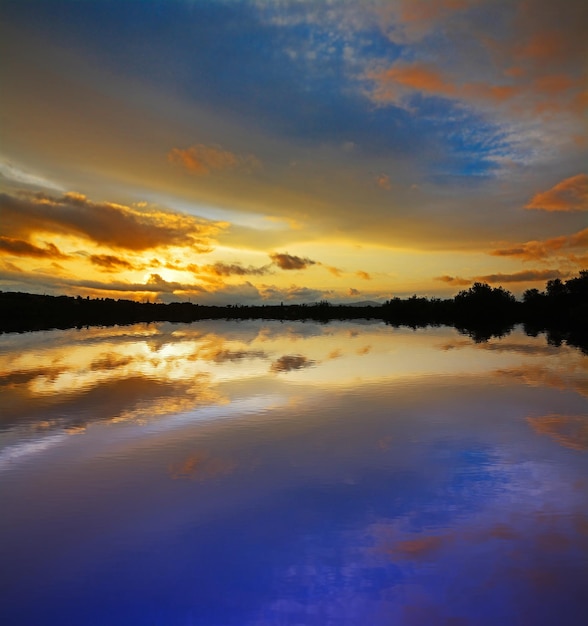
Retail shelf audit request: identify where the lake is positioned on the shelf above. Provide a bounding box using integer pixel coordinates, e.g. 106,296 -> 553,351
1,321 -> 587,625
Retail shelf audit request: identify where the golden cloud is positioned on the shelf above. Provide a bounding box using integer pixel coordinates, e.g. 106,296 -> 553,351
168,143 -> 262,176
525,174 -> 588,212
326,265 -> 343,277
0,191 -> 226,252
356,270 -> 372,280
269,252 -> 317,270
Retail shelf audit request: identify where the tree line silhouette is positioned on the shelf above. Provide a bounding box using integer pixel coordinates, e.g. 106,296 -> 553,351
1,271 -> 586,351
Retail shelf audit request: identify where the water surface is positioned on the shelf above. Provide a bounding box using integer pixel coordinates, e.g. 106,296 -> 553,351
1,321 -> 587,625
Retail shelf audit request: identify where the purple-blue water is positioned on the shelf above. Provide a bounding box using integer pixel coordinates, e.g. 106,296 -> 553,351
1,321 -> 587,625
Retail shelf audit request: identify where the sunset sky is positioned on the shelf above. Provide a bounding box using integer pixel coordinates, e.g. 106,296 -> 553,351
1,0 -> 586,304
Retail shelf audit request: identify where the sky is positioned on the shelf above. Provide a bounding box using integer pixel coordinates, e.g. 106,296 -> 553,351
0,0 -> 586,305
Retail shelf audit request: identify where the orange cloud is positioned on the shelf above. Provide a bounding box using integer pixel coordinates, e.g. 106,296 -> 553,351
168,143 -> 261,175
517,31 -> 566,64
368,62 -> 456,103
0,191 -> 225,252
269,252 -> 317,270
525,174 -> 588,212
491,228 -> 588,261
168,451 -> 237,481
356,270 -> 371,280
398,0 -> 474,25
375,173 -> 392,190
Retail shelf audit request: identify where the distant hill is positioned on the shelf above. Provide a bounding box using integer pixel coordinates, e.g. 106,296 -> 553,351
344,300 -> 383,307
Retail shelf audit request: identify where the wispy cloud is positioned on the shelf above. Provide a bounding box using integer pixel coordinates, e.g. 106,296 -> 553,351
168,144 -> 262,176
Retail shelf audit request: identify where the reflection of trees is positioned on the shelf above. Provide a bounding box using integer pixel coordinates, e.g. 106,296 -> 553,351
1,272 -> 587,353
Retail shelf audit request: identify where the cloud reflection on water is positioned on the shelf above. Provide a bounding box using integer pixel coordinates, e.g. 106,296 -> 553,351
0,321 -> 587,625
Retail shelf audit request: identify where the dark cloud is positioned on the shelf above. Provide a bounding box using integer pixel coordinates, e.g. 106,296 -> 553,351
200,262 -> 271,277
476,269 -> 570,284
269,252 -> 317,270
0,236 -> 67,259
270,354 -> 315,373
0,191 -> 224,252
89,254 -> 136,271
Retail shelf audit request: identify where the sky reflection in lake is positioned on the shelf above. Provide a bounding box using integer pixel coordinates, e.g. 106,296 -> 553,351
1,322 -> 587,625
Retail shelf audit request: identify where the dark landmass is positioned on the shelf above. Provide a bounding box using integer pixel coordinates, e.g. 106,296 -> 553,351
1,272 -> 587,352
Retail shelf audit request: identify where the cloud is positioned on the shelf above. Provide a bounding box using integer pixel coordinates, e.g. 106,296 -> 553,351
475,269 -> 570,284
491,228 -> 588,261
348,287 -> 360,296
356,270 -> 371,280
325,265 -> 343,277
89,254 -> 135,272
364,0 -> 588,151
199,262 -> 271,277
435,275 -> 471,286
0,160 -> 64,192
270,354 -> 314,373
168,144 -> 262,175
168,451 -> 237,481
0,191 -> 225,252
0,236 -> 67,259
367,62 -> 456,104
525,174 -> 588,212
436,269 -> 571,286
527,414 -> 588,451
269,252 -> 317,270
375,173 -> 392,190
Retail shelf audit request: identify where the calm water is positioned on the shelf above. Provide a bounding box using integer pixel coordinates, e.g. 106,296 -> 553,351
1,321 -> 587,626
